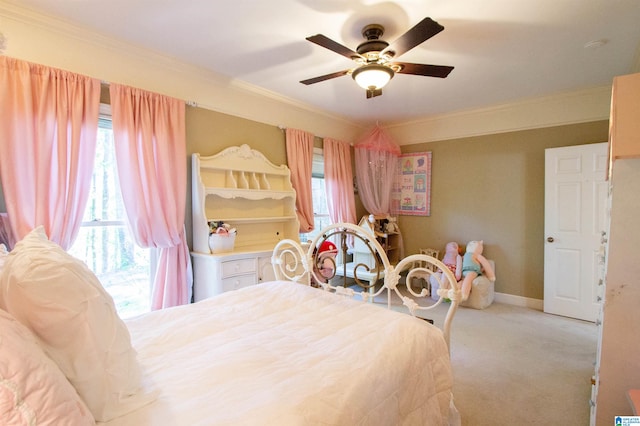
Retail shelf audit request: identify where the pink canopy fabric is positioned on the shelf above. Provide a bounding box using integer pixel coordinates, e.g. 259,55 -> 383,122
0,57 -> 100,249
354,125 -> 400,215
323,138 -> 356,225
110,84 -> 192,310
285,128 -> 315,233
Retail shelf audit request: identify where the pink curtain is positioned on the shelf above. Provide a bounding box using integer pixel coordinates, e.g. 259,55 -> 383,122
323,138 -> 356,225
0,57 -> 100,249
354,125 -> 401,215
285,128 -> 315,233
110,84 -> 192,310
0,214 -> 15,250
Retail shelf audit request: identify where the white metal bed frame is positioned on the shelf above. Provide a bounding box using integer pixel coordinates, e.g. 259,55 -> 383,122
272,222 -> 461,349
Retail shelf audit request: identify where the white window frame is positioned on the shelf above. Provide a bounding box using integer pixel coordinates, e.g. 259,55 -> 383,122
69,103 -> 156,317
302,147 -> 330,241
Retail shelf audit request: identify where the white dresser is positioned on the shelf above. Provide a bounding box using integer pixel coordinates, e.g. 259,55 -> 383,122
191,145 -> 300,301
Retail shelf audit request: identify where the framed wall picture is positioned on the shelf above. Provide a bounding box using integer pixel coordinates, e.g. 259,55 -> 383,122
391,152 -> 432,216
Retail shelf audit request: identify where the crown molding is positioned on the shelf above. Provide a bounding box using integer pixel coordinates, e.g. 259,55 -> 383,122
1,1 -> 613,144
384,85 -> 612,145
0,1 -> 362,141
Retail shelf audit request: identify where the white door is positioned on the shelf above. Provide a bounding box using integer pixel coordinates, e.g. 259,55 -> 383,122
544,143 -> 608,321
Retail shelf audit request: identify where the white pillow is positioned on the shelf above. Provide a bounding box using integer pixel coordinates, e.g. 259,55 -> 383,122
0,227 -> 156,422
0,308 -> 95,425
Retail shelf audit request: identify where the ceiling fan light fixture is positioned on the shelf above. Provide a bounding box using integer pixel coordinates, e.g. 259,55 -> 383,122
352,64 -> 394,90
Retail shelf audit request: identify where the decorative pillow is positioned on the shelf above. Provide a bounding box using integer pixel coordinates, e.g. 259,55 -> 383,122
0,227 -> 156,422
0,309 -> 95,425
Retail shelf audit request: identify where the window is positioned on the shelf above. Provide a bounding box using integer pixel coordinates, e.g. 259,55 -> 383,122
68,106 -> 152,319
302,148 -> 331,242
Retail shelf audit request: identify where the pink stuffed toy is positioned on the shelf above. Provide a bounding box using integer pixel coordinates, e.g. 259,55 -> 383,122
442,242 -> 463,281
460,240 -> 495,301
429,242 -> 462,300
314,240 -> 338,282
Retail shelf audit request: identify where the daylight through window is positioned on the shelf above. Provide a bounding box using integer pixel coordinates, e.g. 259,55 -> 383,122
68,108 -> 152,318
303,148 -> 331,241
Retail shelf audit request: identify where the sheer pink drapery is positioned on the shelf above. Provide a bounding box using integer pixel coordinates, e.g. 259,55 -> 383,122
0,57 -> 100,249
285,128 -> 315,233
354,125 -> 401,215
323,138 -> 356,225
110,84 -> 192,310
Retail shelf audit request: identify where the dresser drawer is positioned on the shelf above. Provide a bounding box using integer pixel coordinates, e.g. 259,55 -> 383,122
221,258 -> 256,278
221,274 -> 256,292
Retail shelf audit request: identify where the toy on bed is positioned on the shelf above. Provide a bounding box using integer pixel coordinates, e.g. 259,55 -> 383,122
429,241 -> 462,301
460,240 -> 496,301
272,222 -> 461,348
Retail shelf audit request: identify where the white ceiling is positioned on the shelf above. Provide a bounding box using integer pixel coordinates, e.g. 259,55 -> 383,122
4,0 -> 640,126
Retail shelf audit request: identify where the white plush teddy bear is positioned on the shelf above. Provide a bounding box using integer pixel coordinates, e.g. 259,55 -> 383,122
384,216 -> 399,233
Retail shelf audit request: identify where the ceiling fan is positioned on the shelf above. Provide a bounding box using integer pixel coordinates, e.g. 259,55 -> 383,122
300,17 -> 454,98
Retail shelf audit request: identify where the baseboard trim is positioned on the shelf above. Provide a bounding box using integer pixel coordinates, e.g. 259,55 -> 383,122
494,292 -> 543,310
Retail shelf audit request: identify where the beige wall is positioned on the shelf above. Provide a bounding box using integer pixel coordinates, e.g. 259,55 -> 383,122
398,121 -> 609,300
1,100 -> 607,303
183,106 -> 609,302
0,5 -> 614,303
2,71 -> 611,304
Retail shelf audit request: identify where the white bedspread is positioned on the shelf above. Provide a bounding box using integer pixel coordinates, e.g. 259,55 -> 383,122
101,281 -> 456,426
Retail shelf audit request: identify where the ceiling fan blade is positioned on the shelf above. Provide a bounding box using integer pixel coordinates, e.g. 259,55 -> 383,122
382,17 -> 444,58
300,69 -> 350,85
395,62 -> 454,78
306,34 -> 362,60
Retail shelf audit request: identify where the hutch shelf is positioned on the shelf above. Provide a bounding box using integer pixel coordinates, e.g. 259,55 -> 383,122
191,144 -> 300,301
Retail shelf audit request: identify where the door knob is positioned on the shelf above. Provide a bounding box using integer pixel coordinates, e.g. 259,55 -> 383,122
547,237 -> 555,243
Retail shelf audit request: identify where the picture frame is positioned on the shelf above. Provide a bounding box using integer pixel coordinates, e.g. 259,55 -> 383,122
391,152 -> 432,216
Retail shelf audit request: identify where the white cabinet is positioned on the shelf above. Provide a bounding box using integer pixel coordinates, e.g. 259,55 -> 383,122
191,145 -> 300,301
591,158 -> 640,424
591,72 -> 640,424
257,255 -> 277,283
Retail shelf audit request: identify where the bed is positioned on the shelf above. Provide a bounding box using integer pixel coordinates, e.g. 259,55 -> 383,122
0,223 -> 462,425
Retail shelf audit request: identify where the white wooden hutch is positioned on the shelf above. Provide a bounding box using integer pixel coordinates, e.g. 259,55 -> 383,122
191,145 -> 300,301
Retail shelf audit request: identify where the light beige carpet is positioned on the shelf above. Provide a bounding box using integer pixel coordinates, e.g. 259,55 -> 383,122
340,278 -> 597,424
366,289 -> 598,425
441,303 -> 596,425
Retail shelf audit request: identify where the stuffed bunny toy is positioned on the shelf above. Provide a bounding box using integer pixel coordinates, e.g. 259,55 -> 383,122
460,240 -> 495,301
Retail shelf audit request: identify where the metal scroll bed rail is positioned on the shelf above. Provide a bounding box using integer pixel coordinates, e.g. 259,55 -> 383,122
271,222 -> 461,350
